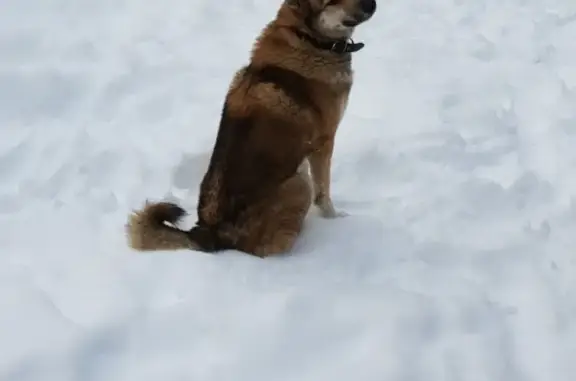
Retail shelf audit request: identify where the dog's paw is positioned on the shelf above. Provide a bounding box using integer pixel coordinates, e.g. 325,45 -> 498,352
321,208 -> 348,219
317,201 -> 348,219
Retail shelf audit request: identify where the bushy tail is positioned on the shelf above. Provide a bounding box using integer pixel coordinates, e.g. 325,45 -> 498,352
125,201 -> 200,252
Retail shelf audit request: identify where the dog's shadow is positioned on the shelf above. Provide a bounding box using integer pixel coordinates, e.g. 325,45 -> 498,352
293,211 -> 391,260
212,212 -> 406,288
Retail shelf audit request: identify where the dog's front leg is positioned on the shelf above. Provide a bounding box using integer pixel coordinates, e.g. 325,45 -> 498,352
308,137 -> 347,218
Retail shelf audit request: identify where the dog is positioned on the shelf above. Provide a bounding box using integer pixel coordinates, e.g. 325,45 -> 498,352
125,0 -> 377,257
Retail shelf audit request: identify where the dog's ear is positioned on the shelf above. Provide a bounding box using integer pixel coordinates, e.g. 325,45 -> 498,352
287,0 -> 313,12
286,0 -> 300,9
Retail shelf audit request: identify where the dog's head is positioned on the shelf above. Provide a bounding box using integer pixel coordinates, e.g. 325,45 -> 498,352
286,0 -> 377,39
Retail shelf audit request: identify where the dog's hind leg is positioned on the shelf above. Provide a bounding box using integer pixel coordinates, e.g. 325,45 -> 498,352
297,157 -> 313,190
246,170 -> 312,258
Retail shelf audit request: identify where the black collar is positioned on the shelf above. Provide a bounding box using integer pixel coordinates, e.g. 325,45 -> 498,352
293,29 -> 365,54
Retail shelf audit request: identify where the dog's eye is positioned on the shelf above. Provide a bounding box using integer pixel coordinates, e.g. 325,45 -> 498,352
326,0 -> 339,5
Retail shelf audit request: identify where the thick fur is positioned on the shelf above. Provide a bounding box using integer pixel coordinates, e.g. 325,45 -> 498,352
126,0 -> 376,257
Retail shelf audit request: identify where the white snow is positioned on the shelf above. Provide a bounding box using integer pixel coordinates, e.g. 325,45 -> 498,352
2,0 -> 576,379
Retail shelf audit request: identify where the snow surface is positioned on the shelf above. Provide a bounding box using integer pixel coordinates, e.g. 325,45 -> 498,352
2,0 -> 576,380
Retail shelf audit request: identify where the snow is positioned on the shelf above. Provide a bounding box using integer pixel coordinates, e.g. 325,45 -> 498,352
2,0 -> 576,379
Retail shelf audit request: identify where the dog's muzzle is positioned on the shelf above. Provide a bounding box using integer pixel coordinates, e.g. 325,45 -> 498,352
346,0 -> 376,25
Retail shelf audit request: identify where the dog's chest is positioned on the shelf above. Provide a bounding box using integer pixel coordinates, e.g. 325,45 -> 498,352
323,87 -> 350,132
335,92 -> 349,124
329,72 -> 352,125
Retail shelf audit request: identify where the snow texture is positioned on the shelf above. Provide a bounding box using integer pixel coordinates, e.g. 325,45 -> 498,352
2,0 -> 576,380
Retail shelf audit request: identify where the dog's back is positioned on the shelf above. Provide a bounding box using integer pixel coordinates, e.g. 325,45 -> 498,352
196,63 -> 318,228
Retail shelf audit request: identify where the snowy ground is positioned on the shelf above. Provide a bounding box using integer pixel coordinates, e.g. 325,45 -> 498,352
2,0 -> 576,380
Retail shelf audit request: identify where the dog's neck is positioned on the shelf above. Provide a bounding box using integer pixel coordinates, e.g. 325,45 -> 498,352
290,27 -> 365,55
271,5 -> 365,55
250,27 -> 353,86
249,8 -> 360,87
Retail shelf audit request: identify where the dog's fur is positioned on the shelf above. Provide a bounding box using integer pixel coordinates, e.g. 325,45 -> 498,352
126,0 -> 376,257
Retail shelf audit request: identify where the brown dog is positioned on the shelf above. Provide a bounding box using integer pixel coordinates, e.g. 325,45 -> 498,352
125,0 -> 377,257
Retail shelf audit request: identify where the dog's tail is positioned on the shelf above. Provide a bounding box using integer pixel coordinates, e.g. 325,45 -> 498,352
126,201 -> 208,252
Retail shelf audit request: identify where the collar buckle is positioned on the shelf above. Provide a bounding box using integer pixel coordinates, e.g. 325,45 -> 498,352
331,40 -> 349,53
